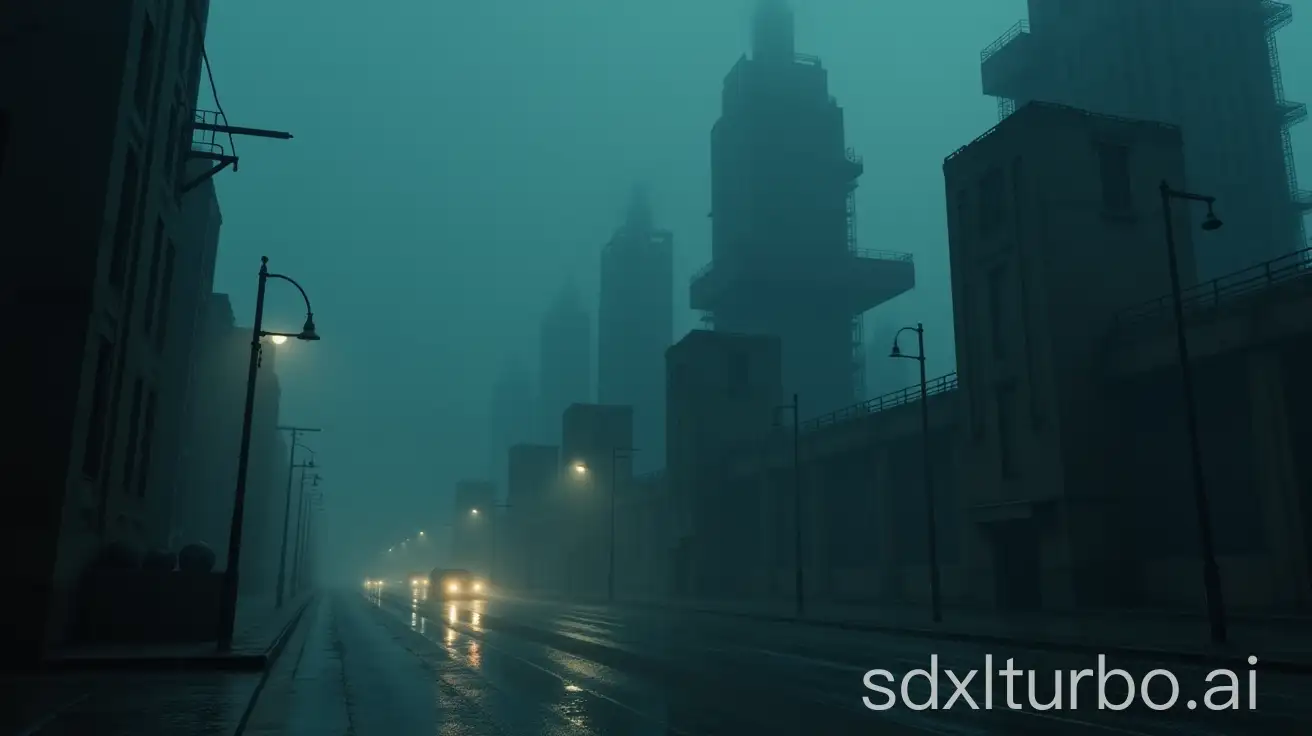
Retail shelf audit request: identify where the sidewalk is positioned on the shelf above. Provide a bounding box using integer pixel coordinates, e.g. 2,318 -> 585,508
45,593 -> 313,672
574,595 -> 1312,673
3,595 -> 316,735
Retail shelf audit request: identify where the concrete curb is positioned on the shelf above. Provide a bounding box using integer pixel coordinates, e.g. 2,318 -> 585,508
230,595 -> 316,736
522,595 -> 1312,675
43,595 -> 316,673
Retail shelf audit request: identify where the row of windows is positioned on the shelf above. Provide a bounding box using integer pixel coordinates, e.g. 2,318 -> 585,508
80,4 -> 200,500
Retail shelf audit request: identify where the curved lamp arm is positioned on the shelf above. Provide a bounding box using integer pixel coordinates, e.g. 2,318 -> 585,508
890,325 -> 924,360
258,256 -> 320,341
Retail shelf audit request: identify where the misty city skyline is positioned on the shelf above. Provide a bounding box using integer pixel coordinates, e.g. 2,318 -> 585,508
199,0 -> 1312,573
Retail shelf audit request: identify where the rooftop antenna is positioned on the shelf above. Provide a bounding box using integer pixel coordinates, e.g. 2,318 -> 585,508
751,0 -> 795,63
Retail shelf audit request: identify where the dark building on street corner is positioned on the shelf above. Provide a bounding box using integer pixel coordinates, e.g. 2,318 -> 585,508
598,185 -> 673,475
0,0 -> 235,663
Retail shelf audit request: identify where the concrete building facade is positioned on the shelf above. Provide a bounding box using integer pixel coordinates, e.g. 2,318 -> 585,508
556,404 -> 634,597
522,103 -> 1312,632
689,0 -> 914,416
0,0 -> 221,662
486,359 -> 535,496
598,185 -> 673,475
980,0 -> 1310,279
537,285 -> 592,445
504,444 -> 560,592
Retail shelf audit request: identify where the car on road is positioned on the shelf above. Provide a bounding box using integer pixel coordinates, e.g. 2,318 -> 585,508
429,568 -> 486,600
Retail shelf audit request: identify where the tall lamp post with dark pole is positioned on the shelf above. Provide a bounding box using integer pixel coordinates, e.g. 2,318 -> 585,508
890,323 -> 941,623
275,437 -> 317,607
609,447 -> 638,603
1159,180 -> 1227,645
217,256 -> 320,652
773,395 -> 803,618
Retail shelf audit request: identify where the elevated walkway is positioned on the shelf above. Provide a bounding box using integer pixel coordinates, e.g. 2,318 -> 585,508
1104,248 -> 1312,375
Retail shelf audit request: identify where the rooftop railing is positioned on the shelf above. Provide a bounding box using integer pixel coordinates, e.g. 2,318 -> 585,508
980,20 -> 1029,63
1113,246 -> 1312,329
800,372 -> 959,432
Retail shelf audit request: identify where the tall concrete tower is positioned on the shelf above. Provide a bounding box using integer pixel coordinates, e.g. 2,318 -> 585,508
980,0 -> 1309,279
537,284 -> 591,445
598,185 -> 673,473
487,358 -> 535,494
690,0 -> 915,416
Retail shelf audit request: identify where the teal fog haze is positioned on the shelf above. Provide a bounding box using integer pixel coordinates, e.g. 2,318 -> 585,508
200,0 -> 1312,579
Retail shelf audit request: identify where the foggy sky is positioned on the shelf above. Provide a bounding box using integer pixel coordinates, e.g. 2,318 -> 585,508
200,0 -> 1312,577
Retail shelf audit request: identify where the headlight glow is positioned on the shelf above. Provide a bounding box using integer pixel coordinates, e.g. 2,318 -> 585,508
448,582 -> 459,593
472,582 -> 483,592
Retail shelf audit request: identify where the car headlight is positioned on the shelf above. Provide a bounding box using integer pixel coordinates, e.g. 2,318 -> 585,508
448,582 -> 460,593
472,582 -> 483,592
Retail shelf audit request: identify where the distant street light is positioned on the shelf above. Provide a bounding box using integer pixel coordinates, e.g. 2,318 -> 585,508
890,322 -> 941,624
572,461 -> 588,476
470,508 -> 479,516
1159,180 -> 1227,645
217,256 -> 320,652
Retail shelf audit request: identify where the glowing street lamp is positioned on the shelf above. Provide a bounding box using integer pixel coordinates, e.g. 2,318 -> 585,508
571,461 -> 588,476
270,334 -> 288,345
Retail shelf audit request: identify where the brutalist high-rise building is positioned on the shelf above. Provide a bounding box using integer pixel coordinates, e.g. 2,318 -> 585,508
598,185 -> 672,473
537,284 -> 592,445
980,0 -> 1310,279
690,0 -> 915,416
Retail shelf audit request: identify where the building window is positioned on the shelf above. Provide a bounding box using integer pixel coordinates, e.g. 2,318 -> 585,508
83,338 -> 116,478
727,351 -> 749,394
996,382 -> 1019,479
0,109 -> 10,179
137,390 -> 158,497
1098,142 -> 1132,212
142,218 -> 165,335
134,16 -> 157,116
122,378 -> 145,492
156,240 -> 177,348
108,149 -> 141,287
987,264 -> 1007,359
163,103 -> 180,181
978,167 -> 1007,237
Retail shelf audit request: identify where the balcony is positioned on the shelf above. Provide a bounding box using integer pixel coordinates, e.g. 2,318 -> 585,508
1279,100 -> 1307,128
689,249 -> 914,315
980,20 -> 1034,100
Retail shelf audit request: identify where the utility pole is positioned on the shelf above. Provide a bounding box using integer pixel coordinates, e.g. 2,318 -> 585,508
292,472 -> 321,596
275,426 -> 319,607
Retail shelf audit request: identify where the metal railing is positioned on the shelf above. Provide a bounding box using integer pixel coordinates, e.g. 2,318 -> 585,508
980,20 -> 1029,63
1113,247 -> 1312,329
800,373 -> 959,432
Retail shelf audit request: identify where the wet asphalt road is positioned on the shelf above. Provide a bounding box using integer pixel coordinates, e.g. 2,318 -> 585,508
312,587 -> 1312,736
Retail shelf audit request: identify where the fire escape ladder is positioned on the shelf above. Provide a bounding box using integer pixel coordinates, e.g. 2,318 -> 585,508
845,183 -> 865,400
998,97 -> 1017,122
1266,10 -> 1311,229
183,108 -> 293,195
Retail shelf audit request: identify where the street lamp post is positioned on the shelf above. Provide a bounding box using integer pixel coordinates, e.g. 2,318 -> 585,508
217,256 -> 320,651
774,395 -> 803,618
891,324 -> 941,623
609,447 -> 638,603
292,472 -> 322,596
275,435 -> 317,608
1159,180 -> 1227,645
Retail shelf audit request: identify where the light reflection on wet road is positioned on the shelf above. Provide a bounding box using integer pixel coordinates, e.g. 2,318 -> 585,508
357,587 -> 1312,735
